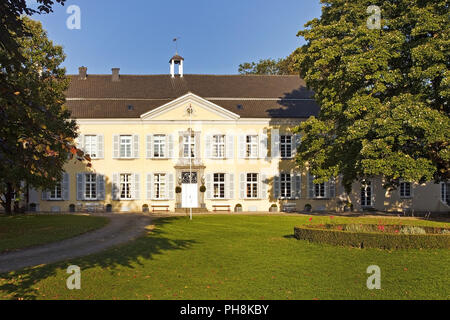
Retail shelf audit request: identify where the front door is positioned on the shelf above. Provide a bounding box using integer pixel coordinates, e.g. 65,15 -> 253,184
181,172 -> 198,208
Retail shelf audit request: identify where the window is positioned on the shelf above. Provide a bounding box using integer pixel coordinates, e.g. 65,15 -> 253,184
49,182 -> 62,200
280,135 -> 292,158
441,182 -> 450,205
213,173 -> 225,198
84,135 -> 97,158
183,134 -> 195,158
153,135 -> 166,158
85,173 -> 97,200
361,181 -> 372,207
154,173 -> 166,199
400,182 -> 412,198
120,135 -> 132,158
245,135 -> 258,158
120,174 -> 132,199
212,135 -> 225,158
314,182 -> 326,198
246,173 -> 258,198
280,173 -> 291,198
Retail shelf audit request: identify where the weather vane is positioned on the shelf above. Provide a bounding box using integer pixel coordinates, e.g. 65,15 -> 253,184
173,37 -> 181,54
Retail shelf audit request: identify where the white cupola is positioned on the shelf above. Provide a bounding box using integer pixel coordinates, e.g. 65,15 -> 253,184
169,54 -> 184,78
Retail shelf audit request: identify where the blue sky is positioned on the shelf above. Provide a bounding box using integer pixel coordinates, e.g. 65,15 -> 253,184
30,0 -> 322,75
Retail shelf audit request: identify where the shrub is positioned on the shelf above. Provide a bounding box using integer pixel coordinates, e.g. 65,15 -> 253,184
400,226 -> 426,235
199,185 -> 206,193
175,186 -> 182,193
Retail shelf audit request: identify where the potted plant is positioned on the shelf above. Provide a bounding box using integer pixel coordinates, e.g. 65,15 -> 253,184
175,186 -> 182,194
269,204 -> 278,212
142,204 -> 149,213
199,185 -> 206,193
69,203 -> 75,212
304,204 -> 312,212
234,203 -> 242,212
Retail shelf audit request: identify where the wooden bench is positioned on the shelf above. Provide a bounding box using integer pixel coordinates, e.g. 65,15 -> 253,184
212,205 -> 231,212
282,203 -> 297,213
151,205 -> 169,213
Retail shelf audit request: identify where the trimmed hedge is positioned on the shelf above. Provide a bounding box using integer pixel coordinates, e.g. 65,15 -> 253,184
294,224 -> 450,249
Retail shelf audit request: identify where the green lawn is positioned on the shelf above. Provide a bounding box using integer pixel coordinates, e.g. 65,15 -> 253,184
0,214 -> 449,300
0,214 -> 109,253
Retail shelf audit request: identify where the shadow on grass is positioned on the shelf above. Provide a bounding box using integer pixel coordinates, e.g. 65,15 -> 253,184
0,217 -> 196,299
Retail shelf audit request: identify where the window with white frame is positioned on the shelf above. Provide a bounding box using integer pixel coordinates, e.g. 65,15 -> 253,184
213,173 -> 225,198
212,135 -> 225,158
441,182 -> 450,205
280,135 -> 292,158
84,135 -> 97,158
361,181 -> 372,206
280,173 -> 291,198
246,173 -> 258,198
245,135 -> 258,158
49,182 -> 62,200
119,135 -> 132,158
314,182 -> 326,198
120,174 -> 132,199
153,135 -> 166,158
85,173 -> 97,200
400,182 -> 412,198
154,173 -> 166,199
183,134 -> 195,158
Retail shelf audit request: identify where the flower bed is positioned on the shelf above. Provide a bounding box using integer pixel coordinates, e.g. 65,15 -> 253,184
294,223 -> 450,249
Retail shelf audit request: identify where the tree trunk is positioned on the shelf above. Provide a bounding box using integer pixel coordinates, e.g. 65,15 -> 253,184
4,183 -> 13,214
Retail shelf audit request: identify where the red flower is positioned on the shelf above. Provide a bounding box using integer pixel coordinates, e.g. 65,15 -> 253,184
330,216 -> 334,219
309,217 -> 312,221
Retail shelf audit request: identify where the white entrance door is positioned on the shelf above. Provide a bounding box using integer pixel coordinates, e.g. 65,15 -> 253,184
182,183 -> 198,208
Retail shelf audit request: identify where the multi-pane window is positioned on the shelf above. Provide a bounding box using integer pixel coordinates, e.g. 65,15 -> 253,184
246,173 -> 258,198
361,181 -> 372,206
154,173 -> 166,199
119,135 -> 132,158
153,135 -> 166,158
314,182 -> 326,198
213,173 -> 225,198
213,135 -> 225,158
85,173 -> 97,200
280,173 -> 291,198
183,134 -> 195,158
84,135 -> 97,158
120,174 -> 132,199
400,182 -> 412,198
441,182 -> 450,205
280,135 -> 292,158
245,135 -> 258,158
49,182 -> 62,200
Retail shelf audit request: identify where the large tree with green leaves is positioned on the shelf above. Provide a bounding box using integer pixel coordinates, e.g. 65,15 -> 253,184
0,17 -> 87,213
238,50 -> 300,75
293,0 -> 449,192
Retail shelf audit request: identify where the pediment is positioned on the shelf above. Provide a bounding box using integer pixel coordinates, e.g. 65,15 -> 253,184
140,92 -> 240,121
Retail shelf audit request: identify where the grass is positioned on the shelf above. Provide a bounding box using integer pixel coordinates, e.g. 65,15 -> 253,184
0,214 -> 449,300
0,214 -> 109,253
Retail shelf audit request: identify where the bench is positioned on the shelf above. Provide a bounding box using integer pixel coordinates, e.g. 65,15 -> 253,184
281,203 -> 297,213
151,205 -> 170,213
212,205 -> 231,212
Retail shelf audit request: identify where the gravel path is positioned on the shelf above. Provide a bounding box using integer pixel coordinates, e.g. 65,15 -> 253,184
0,213 -> 153,273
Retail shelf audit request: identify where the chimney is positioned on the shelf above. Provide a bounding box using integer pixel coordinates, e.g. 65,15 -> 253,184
112,68 -> 120,81
78,66 -> 87,80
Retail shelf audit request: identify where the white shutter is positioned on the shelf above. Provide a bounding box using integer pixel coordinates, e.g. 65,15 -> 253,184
292,134 -> 301,158
205,135 -> 212,159
290,173 -> 296,200
259,130 -> 268,159
295,174 -> 301,199
226,135 -> 234,159
133,173 -> 140,200
271,129 -> 280,158
113,135 -> 119,158
195,132 -> 200,159
308,173 -> 315,199
41,190 -> 49,200
328,177 -> 336,198
97,174 -> 105,200
76,173 -> 84,201
168,173 -> 174,200
239,135 -> 246,158
239,173 -> 246,199
62,173 -> 70,200
206,173 -> 212,200
259,173 -> 268,199
146,134 -> 153,159
274,175 -> 280,199
167,134 -> 174,158
76,134 -> 84,151
112,173 -> 119,200
228,173 -> 234,199
97,135 -> 104,159
133,135 -> 139,158
146,173 -> 152,200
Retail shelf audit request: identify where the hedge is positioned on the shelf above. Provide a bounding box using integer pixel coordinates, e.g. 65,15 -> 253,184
294,224 -> 450,249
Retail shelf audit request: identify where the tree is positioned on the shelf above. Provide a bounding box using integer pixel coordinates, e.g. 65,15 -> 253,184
238,51 -> 300,75
293,0 -> 449,192
0,17 -> 87,214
